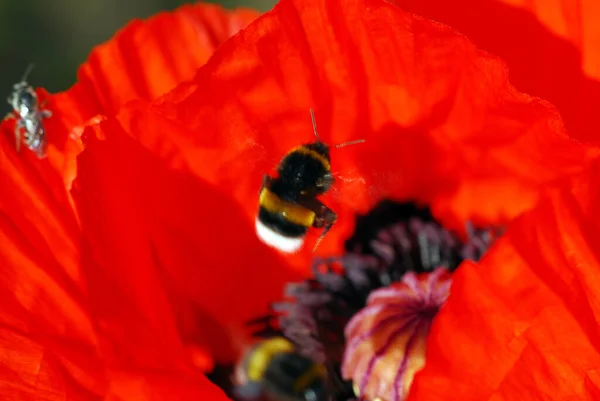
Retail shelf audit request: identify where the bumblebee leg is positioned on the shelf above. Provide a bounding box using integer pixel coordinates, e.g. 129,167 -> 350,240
41,109 -> 52,119
297,195 -> 337,252
313,218 -> 336,252
245,314 -> 280,338
262,174 -> 273,188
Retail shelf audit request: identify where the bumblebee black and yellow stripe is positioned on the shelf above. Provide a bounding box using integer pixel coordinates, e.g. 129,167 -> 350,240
246,337 -> 296,382
259,187 -> 316,228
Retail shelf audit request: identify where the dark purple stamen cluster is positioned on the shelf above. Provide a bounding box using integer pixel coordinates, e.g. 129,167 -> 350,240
344,200 -> 500,278
269,201 -> 500,367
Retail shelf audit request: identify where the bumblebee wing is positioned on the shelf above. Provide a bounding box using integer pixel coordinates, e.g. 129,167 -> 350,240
328,170 -> 367,202
331,169 -> 367,184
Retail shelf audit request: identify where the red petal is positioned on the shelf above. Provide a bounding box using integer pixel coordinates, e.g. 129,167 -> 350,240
0,92 -> 90,351
1,83 -> 110,398
72,121 -> 302,364
407,161 -> 600,400
390,0 -> 600,145
0,124 -> 230,398
72,3 -> 259,117
0,2 -> 259,396
0,327 -> 102,400
108,0 -> 599,272
39,3 -> 259,184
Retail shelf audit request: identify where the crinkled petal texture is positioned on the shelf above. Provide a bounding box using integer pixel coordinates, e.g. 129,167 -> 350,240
0,91 -> 95,400
55,2 -> 257,118
103,0 -> 598,260
408,161 -> 600,400
4,0 -> 600,397
71,0 -> 600,365
0,2 -> 257,400
0,111 -> 231,400
58,2 -> 259,120
392,0 -> 600,145
40,3 -> 259,187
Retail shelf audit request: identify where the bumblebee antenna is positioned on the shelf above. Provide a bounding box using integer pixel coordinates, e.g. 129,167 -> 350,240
21,64 -> 35,83
334,138 -> 366,148
310,109 -> 322,141
310,109 -> 365,148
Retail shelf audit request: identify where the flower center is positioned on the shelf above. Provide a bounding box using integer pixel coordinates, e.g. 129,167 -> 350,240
209,200 -> 501,401
342,268 -> 452,401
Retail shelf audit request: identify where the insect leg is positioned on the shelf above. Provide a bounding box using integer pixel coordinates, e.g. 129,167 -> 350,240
261,174 -> 274,190
14,119 -> 24,153
40,109 -> 52,119
297,195 -> 337,252
260,175 -> 275,198
33,137 -> 48,159
313,218 -> 336,252
38,95 -> 51,110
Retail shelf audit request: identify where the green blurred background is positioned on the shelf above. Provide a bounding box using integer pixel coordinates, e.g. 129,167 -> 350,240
0,0 -> 275,112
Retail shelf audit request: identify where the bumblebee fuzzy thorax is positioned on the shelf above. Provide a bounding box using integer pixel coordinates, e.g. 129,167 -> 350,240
276,142 -> 333,199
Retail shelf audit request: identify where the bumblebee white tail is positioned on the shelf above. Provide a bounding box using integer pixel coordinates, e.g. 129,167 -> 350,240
255,218 -> 304,253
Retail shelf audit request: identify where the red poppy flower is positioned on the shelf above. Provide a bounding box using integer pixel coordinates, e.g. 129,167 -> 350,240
1,0 -> 600,400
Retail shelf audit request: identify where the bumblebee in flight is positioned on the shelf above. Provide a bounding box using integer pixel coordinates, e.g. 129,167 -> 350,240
234,336 -> 328,401
256,110 -> 364,253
